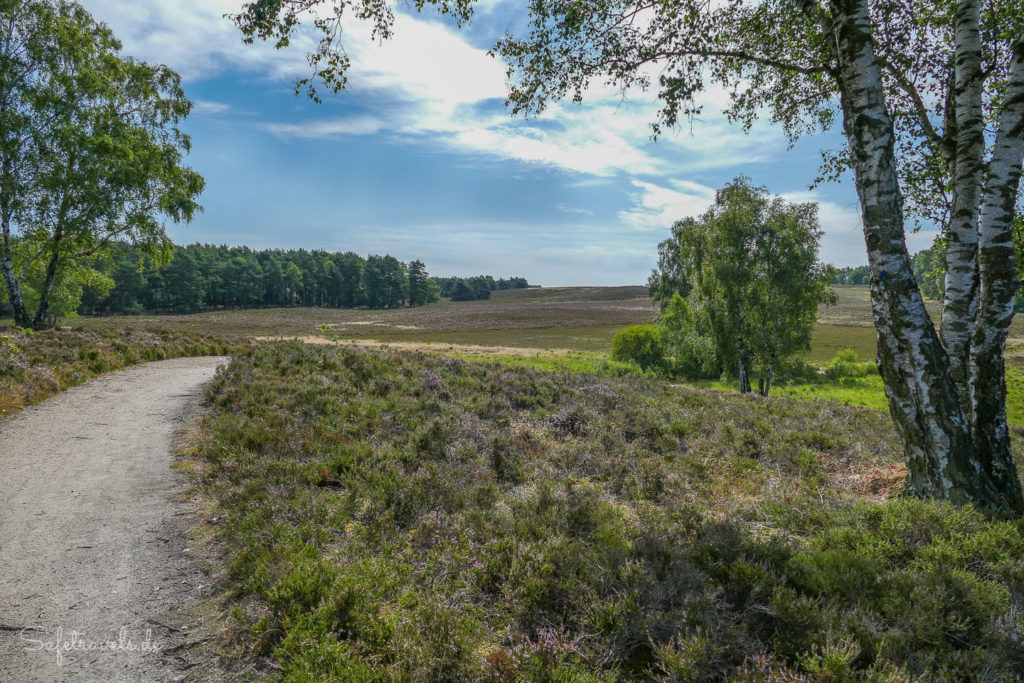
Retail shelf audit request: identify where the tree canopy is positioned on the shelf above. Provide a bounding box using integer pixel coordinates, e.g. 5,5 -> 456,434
0,0 -> 204,329
676,178 -> 835,395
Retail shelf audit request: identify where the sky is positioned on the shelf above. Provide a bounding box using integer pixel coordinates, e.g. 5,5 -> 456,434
81,0 -> 938,286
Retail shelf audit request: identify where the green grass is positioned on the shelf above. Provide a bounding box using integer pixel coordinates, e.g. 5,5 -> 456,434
189,342 -> 1024,680
806,324 -> 878,363
362,325 -> 627,353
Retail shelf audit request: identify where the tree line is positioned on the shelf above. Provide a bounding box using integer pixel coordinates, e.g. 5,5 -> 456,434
71,244 -> 434,314
434,275 -> 532,302
55,243 -> 530,315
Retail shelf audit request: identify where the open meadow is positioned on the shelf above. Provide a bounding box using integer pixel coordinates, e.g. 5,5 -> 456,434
68,284 -> 1024,423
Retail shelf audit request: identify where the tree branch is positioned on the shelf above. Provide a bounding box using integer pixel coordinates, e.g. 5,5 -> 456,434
883,62 -> 952,162
596,48 -> 826,77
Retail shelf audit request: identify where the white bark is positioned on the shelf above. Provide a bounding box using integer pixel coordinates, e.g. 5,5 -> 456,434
941,0 -> 985,394
967,34 -> 1024,510
825,0 -> 1003,507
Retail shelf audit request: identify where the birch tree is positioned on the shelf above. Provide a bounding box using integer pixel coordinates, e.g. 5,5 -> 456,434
678,177 -> 833,396
0,0 -> 203,329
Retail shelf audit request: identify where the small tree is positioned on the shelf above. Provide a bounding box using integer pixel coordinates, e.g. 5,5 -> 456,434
677,178 -> 834,395
0,0 -> 204,329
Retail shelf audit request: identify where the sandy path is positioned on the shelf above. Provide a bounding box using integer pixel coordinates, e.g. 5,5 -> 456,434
0,357 -> 228,682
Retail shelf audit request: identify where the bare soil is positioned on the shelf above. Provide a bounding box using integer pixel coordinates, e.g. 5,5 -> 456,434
0,357 -> 227,682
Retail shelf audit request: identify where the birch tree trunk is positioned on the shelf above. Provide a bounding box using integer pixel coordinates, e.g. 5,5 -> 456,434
941,0 -> 985,396
736,301 -> 752,393
0,245 -> 30,328
32,236 -> 61,329
967,35 -> 1024,513
737,342 -> 751,394
0,203 -> 30,328
827,0 -> 1017,512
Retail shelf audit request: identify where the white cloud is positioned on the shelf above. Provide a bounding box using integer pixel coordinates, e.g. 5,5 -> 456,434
84,0 -> 311,81
618,179 -> 717,232
193,100 -> 231,115
85,0 -> 785,179
555,204 -> 594,216
264,116 -> 386,139
781,190 -> 866,266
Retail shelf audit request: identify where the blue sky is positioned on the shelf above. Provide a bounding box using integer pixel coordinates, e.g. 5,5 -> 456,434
83,0 -> 937,286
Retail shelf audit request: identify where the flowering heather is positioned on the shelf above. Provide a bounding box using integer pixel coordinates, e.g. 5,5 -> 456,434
0,327 -> 233,416
189,342 -> 1024,680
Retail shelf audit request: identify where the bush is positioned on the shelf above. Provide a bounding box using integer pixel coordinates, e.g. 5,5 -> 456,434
825,349 -> 876,380
192,344 -> 1024,680
610,324 -> 665,373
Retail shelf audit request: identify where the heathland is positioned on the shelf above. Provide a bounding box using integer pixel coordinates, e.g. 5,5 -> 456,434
3,285 -> 1024,679
66,284 -> 1024,423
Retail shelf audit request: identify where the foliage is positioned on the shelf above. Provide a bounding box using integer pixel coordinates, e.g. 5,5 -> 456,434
0,326 -> 233,416
912,238 -> 948,302
676,178 -> 835,395
823,349 -> 876,380
190,342 -> 1024,680
831,266 -> 871,286
0,0 -> 204,329
646,225 -> 690,310
609,324 -> 663,372
492,0 -> 1023,232
64,242 -> 531,316
231,0 -> 475,101
436,275 -> 533,302
407,260 -> 439,307
72,243 -> 449,315
656,293 -> 719,379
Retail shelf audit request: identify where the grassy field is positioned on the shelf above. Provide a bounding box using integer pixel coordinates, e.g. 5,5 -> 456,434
75,286 -> 656,352
67,284 -> 1024,423
187,341 -> 1024,680
67,284 -> 961,362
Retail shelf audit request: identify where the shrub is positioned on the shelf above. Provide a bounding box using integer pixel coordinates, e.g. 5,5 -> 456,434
610,324 -> 665,373
825,348 -> 876,380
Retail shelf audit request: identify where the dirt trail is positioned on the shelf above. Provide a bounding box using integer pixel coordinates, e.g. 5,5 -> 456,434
0,357 -> 227,682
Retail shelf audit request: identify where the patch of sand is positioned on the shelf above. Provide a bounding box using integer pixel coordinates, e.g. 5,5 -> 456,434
253,336 -> 572,357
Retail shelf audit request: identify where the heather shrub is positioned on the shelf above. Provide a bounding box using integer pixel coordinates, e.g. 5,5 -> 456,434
192,343 -> 1024,680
